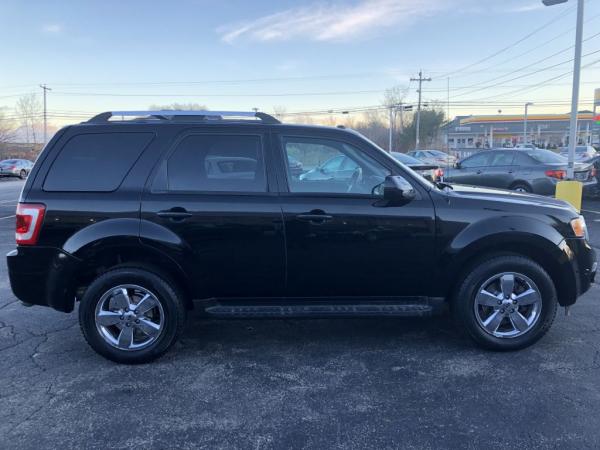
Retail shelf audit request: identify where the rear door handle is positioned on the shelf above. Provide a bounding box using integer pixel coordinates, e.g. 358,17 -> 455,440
297,214 -> 333,224
157,208 -> 192,220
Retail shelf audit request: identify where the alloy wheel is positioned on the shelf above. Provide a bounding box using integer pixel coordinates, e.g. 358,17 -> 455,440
94,284 -> 164,351
473,272 -> 542,338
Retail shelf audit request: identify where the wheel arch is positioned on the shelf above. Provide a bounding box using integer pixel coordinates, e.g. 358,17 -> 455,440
441,217 -> 577,307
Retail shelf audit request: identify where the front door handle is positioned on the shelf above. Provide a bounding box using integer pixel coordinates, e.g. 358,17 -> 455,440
297,213 -> 333,224
157,208 -> 192,220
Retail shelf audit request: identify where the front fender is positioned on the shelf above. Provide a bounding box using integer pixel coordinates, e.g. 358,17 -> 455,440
439,215 -> 577,304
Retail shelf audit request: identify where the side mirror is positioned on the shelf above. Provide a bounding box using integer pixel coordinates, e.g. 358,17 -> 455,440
454,161 -> 461,169
383,175 -> 416,205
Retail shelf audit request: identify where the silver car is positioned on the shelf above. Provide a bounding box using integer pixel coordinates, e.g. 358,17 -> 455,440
0,159 -> 33,179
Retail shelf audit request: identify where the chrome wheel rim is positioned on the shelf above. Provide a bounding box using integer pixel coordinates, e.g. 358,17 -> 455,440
515,187 -> 527,192
473,272 -> 542,339
94,284 -> 164,351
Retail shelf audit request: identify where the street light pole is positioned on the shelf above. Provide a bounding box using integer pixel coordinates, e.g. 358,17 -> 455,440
543,0 -> 584,179
524,102 -> 534,144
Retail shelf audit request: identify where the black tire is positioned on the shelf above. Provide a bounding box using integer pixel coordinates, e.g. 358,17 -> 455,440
79,267 -> 186,364
19,169 -> 26,179
511,182 -> 532,193
453,255 -> 557,351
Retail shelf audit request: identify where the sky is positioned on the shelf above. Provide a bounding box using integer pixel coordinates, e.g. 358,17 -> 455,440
1,0 -> 600,128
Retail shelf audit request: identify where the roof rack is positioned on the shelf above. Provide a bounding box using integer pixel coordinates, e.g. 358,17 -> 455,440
86,110 -> 281,125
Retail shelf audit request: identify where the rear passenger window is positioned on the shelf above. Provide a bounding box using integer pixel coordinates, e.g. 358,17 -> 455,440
44,132 -> 153,192
166,135 -> 266,192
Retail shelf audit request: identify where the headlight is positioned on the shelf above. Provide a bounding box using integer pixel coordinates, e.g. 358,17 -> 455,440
570,216 -> 588,239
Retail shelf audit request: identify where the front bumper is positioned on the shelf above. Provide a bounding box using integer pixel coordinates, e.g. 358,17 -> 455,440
565,238 -> 597,303
7,246 -> 81,313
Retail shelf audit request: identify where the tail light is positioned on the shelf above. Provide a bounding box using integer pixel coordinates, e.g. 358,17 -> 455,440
16,203 -> 45,245
7,165 -> 15,170
545,169 -> 566,180
434,168 -> 444,180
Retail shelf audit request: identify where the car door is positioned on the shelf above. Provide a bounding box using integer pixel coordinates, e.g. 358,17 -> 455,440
479,151 -> 516,189
274,131 -> 436,298
445,152 -> 491,185
140,129 -> 286,299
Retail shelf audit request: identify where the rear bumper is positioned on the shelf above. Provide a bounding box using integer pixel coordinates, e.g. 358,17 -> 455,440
7,246 -> 81,313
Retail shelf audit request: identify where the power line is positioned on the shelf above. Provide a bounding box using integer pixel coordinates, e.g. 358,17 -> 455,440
437,3 -> 576,78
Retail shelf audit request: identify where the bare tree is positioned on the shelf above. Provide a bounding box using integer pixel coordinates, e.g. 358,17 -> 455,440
148,103 -> 207,111
0,109 -> 16,145
272,105 -> 287,120
15,94 -> 42,145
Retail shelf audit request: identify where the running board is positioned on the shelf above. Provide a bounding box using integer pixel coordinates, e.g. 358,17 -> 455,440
202,298 -> 445,318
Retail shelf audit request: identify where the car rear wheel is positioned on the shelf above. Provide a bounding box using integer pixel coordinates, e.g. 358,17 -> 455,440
453,255 -> 557,351
511,182 -> 532,193
79,267 -> 186,364
19,169 -> 26,179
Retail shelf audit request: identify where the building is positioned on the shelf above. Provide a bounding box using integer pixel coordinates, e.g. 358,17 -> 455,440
443,112 -> 598,150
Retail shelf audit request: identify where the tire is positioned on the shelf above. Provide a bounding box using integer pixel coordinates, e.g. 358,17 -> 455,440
511,182 -> 532,193
453,255 -> 557,351
79,267 -> 186,364
19,169 -> 26,179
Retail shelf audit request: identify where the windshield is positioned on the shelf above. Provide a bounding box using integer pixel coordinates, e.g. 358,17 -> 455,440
525,149 -> 567,164
0,160 -> 17,164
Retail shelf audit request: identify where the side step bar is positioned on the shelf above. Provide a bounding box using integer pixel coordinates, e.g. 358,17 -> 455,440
203,298 -> 445,319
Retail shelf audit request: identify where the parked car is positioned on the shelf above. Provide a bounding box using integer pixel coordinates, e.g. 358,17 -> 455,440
299,154 -> 358,182
444,148 -> 596,195
287,155 -> 304,178
391,152 -> 443,181
407,149 -> 457,166
0,159 -> 33,179
514,144 -> 543,150
7,110 -> 596,363
559,145 -> 598,162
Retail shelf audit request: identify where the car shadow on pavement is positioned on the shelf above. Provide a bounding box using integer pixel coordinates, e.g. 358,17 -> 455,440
175,312 -> 472,357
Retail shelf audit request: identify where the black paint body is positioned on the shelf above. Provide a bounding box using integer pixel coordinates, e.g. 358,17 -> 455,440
7,122 -> 596,313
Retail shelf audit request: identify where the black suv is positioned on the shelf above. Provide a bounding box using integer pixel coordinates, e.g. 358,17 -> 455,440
7,110 -> 597,363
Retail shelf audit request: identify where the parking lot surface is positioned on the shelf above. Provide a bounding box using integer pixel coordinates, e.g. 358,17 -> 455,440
0,179 -> 599,449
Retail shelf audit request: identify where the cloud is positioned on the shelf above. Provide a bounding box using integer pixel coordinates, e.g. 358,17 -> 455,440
218,0 -> 450,44
42,24 -> 62,34
506,2 -> 545,13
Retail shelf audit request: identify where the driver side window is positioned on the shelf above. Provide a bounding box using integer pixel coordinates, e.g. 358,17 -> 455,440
282,136 -> 391,195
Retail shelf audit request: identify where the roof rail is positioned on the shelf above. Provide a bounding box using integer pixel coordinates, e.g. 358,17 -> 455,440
86,110 -> 281,125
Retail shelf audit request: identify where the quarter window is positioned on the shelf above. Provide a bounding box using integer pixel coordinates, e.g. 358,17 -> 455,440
282,137 -> 391,195
166,135 -> 266,192
44,132 -> 154,192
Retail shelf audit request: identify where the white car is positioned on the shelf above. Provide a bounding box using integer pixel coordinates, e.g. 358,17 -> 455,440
559,145 -> 598,162
407,149 -> 457,166
515,144 -> 543,150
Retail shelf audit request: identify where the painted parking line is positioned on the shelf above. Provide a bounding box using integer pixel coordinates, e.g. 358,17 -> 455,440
0,199 -> 18,204
582,209 -> 600,215
0,215 -> 15,220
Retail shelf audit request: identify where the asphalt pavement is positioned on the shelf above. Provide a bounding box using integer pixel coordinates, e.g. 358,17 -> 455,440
0,179 -> 599,449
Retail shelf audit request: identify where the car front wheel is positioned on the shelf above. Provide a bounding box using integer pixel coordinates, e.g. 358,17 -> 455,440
79,267 -> 186,363
453,255 -> 557,351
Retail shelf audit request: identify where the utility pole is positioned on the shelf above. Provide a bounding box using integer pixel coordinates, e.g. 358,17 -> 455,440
388,106 -> 394,152
411,70 -> 431,149
40,84 -> 52,144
